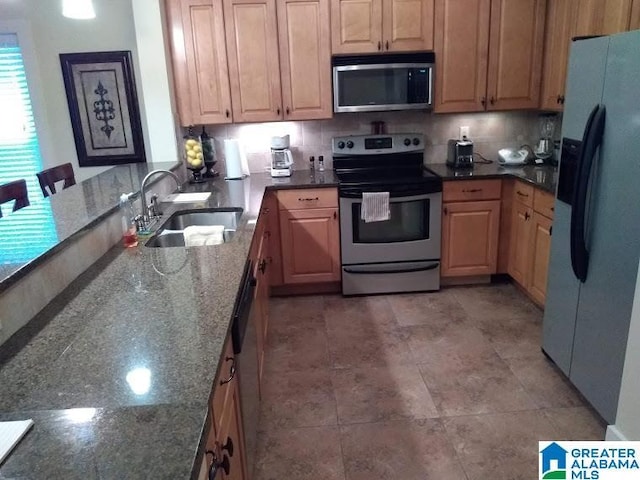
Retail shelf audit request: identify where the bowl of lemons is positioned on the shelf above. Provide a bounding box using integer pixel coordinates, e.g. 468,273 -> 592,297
184,128 -> 206,183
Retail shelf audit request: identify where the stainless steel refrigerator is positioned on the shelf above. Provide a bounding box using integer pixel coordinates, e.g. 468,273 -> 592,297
543,29 -> 640,425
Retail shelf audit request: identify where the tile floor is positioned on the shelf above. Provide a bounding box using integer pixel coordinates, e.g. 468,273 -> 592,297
253,284 -> 606,480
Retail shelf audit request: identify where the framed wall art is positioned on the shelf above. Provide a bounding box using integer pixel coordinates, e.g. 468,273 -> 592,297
59,50 -> 146,167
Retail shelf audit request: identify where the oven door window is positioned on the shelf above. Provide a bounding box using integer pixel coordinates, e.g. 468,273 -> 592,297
352,199 -> 429,243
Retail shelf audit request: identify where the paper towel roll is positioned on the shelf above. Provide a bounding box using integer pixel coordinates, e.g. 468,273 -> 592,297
224,139 -> 244,179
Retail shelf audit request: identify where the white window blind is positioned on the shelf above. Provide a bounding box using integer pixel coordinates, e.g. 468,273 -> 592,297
0,33 -> 58,265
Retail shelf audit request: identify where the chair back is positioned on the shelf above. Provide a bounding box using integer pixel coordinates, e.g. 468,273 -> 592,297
36,162 -> 76,197
0,179 -> 30,218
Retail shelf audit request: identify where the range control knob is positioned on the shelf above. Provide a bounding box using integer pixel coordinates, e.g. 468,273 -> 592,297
337,141 -> 345,149
412,137 -> 420,146
346,140 -> 354,149
403,138 -> 411,146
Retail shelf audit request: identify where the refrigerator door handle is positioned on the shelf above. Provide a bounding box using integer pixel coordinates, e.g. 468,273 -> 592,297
570,104 -> 606,282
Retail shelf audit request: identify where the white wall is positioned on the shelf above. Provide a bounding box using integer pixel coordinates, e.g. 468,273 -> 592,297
0,0 -> 178,182
608,259 -> 640,441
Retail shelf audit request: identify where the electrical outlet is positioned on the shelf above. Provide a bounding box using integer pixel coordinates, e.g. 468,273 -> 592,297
459,126 -> 470,139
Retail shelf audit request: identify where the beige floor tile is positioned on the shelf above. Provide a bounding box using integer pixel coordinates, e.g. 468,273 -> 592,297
323,294 -> 398,329
542,406 -> 606,440
254,426 -> 346,480
443,410 -> 559,480
269,295 -> 326,331
332,365 -> 438,424
505,354 -> 585,409
340,419 -> 467,480
258,368 -> 337,430
265,323 -> 330,373
452,284 -> 541,321
473,314 -> 542,359
418,351 -> 536,416
388,289 -> 468,327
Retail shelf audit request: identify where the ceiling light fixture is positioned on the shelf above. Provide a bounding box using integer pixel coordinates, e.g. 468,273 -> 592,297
62,0 -> 96,19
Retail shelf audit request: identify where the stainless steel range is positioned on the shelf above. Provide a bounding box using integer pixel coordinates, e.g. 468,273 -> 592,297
333,133 -> 442,295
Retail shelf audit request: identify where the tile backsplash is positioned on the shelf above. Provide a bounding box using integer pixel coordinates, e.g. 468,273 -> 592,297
203,110 -> 552,173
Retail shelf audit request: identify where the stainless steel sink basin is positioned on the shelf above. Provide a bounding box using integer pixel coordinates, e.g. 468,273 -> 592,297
145,208 -> 243,248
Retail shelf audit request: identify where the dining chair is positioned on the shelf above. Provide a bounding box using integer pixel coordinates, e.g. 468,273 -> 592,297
0,179 -> 30,218
36,162 -> 76,197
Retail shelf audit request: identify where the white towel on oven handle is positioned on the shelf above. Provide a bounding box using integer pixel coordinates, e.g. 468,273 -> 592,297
361,192 -> 390,223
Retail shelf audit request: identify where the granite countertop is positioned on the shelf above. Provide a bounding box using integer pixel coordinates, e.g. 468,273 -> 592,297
425,162 -> 558,193
0,161 -> 184,295
0,169 -> 337,479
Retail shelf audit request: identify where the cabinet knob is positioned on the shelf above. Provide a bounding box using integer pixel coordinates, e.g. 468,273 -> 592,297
385,41 -> 389,50
560,95 -> 565,104
481,96 -> 486,107
286,107 -> 290,115
377,41 -> 381,51
258,259 -> 267,274
524,211 -> 530,221
333,211 -> 337,220
443,207 -> 448,215
549,225 -> 553,236
556,95 -> 561,104
219,356 -> 236,385
277,107 -> 281,115
206,451 -> 230,479
221,437 -> 234,457
225,109 -> 230,118
489,96 -> 495,105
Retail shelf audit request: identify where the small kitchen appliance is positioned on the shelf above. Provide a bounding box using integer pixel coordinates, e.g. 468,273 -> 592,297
498,148 -> 529,166
270,135 -> 293,177
534,113 -> 557,163
446,138 -> 474,168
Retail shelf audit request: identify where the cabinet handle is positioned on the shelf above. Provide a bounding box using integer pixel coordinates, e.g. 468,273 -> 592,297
377,41 -> 381,51
551,206 -> 554,211
333,211 -> 337,219
561,95 -> 565,104
481,96 -> 486,107
443,207 -> 448,215
262,207 -> 270,214
490,96 -> 495,105
219,356 -> 236,385
225,109 -> 230,118
556,95 -> 561,104
516,191 -> 529,198
206,451 -> 230,479
298,197 -> 319,202
258,259 -> 267,274
286,107 -> 290,115
524,211 -> 530,221
385,40 -> 389,50
462,188 -> 482,193
277,107 -> 281,115
221,437 -> 234,457
550,225 -> 553,236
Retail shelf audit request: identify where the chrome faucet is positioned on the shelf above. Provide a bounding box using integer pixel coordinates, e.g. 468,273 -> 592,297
138,169 -> 182,231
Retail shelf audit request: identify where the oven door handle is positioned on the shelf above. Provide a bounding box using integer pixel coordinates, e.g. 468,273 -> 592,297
343,262 -> 439,275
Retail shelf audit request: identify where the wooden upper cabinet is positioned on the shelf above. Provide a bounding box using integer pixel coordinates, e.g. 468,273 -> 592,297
331,0 -> 432,53
631,0 -> 640,30
224,0 -> 283,122
383,0 -> 434,51
486,0 -> 546,110
278,0 -> 332,120
331,0 -> 382,53
575,0 -> 636,35
166,0 -> 232,126
540,0 -> 575,111
434,0 -> 490,113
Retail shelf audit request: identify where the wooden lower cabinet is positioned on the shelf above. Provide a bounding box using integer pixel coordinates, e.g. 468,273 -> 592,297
508,184 -> 554,306
441,200 -> 500,276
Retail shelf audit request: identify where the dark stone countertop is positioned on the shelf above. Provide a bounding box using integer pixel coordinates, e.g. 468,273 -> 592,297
425,162 -> 558,194
0,170 -> 337,479
0,161 -> 184,295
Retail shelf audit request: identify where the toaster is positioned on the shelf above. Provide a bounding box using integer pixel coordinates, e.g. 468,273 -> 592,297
447,139 -> 474,168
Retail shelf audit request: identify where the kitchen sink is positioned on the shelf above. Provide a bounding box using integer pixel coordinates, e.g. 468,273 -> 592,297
145,208 -> 243,248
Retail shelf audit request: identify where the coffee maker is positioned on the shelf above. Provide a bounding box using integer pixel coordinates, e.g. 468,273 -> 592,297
271,135 -> 293,177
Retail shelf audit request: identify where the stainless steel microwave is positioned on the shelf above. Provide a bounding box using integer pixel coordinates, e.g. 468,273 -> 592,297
332,52 -> 435,113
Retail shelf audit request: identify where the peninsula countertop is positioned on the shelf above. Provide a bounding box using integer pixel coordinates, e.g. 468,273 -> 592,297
0,170 -> 338,479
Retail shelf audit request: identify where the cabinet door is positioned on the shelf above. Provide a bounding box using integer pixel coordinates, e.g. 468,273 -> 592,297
382,0 -> 434,51
331,0 -> 383,53
166,0 -> 232,125
508,201 -> 533,286
540,0 -> 575,111
280,207 -> 340,283
262,193 -> 283,287
278,0 -> 333,120
218,383 -> 247,480
441,200 -> 500,277
575,0 -> 634,35
224,0 -> 283,122
631,0 -> 640,30
528,212 -> 552,305
486,0 -> 546,110
433,0 -> 490,113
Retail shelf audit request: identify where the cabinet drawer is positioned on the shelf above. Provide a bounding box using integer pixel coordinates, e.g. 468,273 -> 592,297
277,188 -> 337,210
443,179 -> 502,202
513,181 -> 534,207
534,188 -> 555,219
212,336 -> 235,436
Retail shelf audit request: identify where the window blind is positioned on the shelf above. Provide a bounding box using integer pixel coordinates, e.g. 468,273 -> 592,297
0,34 -> 58,265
